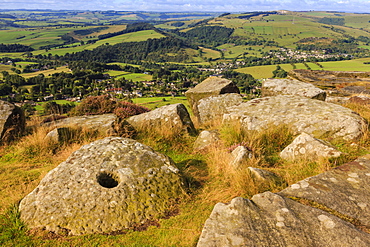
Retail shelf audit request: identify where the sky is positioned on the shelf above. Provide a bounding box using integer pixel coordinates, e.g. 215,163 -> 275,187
0,0 -> 370,13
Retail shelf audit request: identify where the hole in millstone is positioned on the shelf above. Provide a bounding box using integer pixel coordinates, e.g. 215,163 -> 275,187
97,171 -> 120,188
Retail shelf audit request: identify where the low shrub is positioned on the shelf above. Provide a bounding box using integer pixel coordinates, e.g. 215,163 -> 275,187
69,95 -> 149,118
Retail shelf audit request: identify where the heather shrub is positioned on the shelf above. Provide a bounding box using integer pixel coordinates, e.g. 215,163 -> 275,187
69,95 -> 149,118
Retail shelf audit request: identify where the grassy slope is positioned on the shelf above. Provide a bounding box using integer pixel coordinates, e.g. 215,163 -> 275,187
34,30 -> 166,56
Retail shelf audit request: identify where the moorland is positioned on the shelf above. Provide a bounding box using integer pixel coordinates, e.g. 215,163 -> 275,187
1,9 -> 370,246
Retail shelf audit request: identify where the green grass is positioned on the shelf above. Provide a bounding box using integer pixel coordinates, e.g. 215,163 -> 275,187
1,95 -> 369,246
20,66 -> 70,78
34,100 -> 75,113
36,30 -> 165,56
116,73 -> 152,82
132,96 -> 189,111
236,58 -> 370,79
106,70 -> 153,81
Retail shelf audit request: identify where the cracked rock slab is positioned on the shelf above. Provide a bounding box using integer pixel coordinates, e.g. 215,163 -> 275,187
279,157 -> 370,225
223,95 -> 366,141
262,78 -> 326,100
197,192 -> 370,247
198,157 -> 370,246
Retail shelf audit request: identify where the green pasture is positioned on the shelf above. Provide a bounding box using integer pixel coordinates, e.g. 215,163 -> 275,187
236,59 -> 370,79
35,99 -> 75,113
0,27 -> 77,49
218,13 -> 370,48
38,30 -> 165,56
200,47 -> 221,60
132,96 -> 190,111
344,15 -> 370,30
107,62 -> 141,68
20,66 -> 70,78
116,72 -> 152,81
106,70 -> 130,77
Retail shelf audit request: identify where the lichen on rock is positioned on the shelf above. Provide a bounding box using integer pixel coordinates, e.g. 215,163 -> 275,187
19,137 -> 185,235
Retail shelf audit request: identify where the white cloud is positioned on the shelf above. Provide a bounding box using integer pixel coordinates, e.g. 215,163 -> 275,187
0,0 -> 370,12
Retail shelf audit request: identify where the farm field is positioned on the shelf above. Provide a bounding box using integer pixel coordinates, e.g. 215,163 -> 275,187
236,58 -> 370,79
132,96 -> 189,110
115,72 -> 152,81
21,66 -> 70,78
35,30 -> 166,56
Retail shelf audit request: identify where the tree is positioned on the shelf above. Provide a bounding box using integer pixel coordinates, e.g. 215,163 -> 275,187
272,65 -> 287,78
0,83 -> 12,96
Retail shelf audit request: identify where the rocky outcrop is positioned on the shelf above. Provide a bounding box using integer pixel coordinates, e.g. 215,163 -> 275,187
326,96 -> 350,104
248,167 -> 283,185
289,69 -> 370,85
125,103 -> 196,135
280,132 -> 342,161
262,78 -> 326,100
279,156 -> 370,226
350,95 -> 370,105
193,130 -> 220,152
223,95 -> 366,141
0,100 -> 25,143
197,93 -> 243,126
42,114 -> 120,135
230,146 -> 252,169
44,127 -> 73,143
185,77 -> 240,124
19,137 -> 184,235
289,70 -> 370,97
197,157 -> 370,247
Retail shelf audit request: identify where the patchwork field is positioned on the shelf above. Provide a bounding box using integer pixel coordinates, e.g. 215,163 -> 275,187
236,58 -> 370,79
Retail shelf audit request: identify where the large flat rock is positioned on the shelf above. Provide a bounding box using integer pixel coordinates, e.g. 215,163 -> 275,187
197,192 -> 370,247
43,113 -> 119,135
262,78 -> 326,100
197,157 -> 370,247
223,95 -> 366,141
279,156 -> 370,225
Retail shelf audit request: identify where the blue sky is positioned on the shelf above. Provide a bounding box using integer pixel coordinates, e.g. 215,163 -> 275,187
0,0 -> 369,13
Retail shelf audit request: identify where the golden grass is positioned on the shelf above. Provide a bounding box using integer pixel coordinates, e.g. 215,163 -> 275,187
2,99 -> 370,245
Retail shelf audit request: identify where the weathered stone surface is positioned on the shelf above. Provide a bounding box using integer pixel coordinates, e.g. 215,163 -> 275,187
350,95 -> 370,105
197,93 -> 243,125
326,96 -> 350,104
126,103 -> 196,135
289,69 -> 370,85
45,127 -> 74,143
279,156 -> 370,226
248,167 -> 282,184
198,157 -> 370,246
42,113 -> 119,135
193,130 -> 220,152
280,132 -> 342,161
230,146 -> 252,169
289,69 -> 370,97
197,192 -> 370,247
185,77 -> 240,124
262,78 -> 326,100
0,100 -> 25,142
223,95 -> 366,141
19,137 -> 184,235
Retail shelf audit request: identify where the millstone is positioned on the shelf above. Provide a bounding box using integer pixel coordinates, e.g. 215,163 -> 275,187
19,137 -> 184,235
